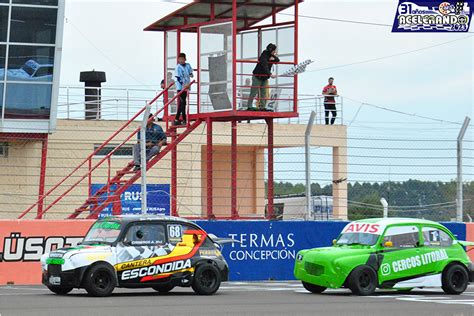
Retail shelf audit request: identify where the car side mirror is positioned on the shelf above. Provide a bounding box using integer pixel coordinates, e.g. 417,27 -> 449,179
384,241 -> 393,248
332,239 -> 337,246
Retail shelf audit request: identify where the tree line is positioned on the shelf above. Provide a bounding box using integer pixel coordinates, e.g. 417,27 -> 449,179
272,180 -> 474,221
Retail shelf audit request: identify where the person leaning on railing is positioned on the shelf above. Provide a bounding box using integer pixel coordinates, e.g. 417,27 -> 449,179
247,43 -> 280,111
133,114 -> 167,171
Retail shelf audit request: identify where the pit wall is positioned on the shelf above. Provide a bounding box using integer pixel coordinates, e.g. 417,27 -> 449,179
0,220 -> 471,285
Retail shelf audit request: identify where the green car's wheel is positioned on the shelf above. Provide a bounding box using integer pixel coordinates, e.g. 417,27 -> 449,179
47,285 -> 73,295
83,263 -> 116,297
442,264 -> 469,295
302,281 -> 327,294
152,284 -> 175,294
192,263 -> 221,295
348,265 -> 377,296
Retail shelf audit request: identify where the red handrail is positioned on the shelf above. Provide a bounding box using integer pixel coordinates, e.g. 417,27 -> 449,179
30,82 -> 195,220
18,82 -> 181,219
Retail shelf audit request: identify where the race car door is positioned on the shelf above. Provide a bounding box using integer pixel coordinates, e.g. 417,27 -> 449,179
378,225 -> 426,283
115,222 -> 169,284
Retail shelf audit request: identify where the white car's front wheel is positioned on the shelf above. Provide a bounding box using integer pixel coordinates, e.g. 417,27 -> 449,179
83,263 -> 116,297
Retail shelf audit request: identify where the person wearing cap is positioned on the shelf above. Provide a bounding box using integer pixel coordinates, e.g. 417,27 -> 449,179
247,43 -> 280,111
133,114 -> 167,171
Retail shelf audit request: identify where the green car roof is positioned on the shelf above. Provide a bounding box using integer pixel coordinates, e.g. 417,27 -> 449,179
352,217 -> 445,226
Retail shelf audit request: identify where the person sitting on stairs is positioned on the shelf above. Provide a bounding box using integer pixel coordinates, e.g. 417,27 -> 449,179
133,114 -> 167,171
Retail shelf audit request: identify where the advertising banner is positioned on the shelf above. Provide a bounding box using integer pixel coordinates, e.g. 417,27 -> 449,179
196,221 -> 347,280
91,184 -> 170,218
0,220 -> 94,285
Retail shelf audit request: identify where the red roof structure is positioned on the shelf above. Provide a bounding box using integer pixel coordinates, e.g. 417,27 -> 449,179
145,0 -> 303,32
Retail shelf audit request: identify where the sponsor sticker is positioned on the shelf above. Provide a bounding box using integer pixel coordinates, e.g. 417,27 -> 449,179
49,276 -> 61,285
392,1 -> 473,32
342,223 -> 382,235
120,259 -> 192,281
382,249 -> 449,275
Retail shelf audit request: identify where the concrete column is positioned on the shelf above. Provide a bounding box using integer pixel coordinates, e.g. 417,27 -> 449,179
333,146 -> 348,220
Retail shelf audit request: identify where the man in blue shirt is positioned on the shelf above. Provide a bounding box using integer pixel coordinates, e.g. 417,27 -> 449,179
133,114 -> 167,171
174,53 -> 193,125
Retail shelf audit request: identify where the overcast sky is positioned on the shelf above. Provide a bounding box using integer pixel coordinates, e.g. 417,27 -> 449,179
59,0 -> 473,184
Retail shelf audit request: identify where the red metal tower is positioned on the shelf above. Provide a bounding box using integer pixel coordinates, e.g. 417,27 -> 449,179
19,0 -> 302,220
146,0 -> 302,219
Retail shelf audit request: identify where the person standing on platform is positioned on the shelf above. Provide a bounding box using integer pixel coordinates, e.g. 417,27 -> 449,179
247,43 -> 280,111
174,53 -> 193,125
322,77 -> 338,125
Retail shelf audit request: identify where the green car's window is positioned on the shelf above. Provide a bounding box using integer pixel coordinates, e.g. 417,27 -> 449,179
123,223 -> 166,246
422,227 -> 453,247
383,225 -> 419,248
83,221 -> 122,244
336,232 -> 379,246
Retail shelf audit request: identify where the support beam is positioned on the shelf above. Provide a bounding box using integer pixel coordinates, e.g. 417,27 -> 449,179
457,116 -> 471,222
206,118 -> 214,219
333,146 -> 348,220
266,118 -> 274,219
231,120 -> 238,219
37,136 -> 48,219
171,132 -> 178,216
141,105 -> 152,214
111,195 -> 122,216
305,111 -> 316,220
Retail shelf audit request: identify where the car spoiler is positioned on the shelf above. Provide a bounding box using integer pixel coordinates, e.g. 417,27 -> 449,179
208,233 -> 240,245
458,240 -> 474,247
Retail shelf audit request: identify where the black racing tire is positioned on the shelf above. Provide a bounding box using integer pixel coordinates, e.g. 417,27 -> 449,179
442,264 -> 469,295
302,281 -> 327,294
192,263 -> 221,295
47,285 -> 73,295
152,284 -> 175,294
83,263 -> 116,297
347,265 -> 378,296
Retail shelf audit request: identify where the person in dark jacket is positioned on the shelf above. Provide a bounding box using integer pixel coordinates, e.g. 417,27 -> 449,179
246,43 -> 280,111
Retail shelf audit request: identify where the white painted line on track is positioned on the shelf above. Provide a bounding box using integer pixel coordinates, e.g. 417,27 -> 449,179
0,286 -> 49,291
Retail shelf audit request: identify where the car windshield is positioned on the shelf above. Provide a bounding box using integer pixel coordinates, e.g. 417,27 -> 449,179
21,64 -> 35,76
82,221 -> 122,245
336,232 -> 379,246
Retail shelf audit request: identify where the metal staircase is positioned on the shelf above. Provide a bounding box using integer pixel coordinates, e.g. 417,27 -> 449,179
19,81 -> 197,220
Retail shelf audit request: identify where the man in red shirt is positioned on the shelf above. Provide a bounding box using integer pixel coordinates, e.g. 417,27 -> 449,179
322,77 -> 338,125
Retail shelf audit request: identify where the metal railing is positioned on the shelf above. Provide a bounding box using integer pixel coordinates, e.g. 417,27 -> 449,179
57,85 -> 344,125
19,82 -> 201,219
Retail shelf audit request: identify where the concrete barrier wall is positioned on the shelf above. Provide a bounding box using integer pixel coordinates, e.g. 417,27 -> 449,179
0,220 -> 469,285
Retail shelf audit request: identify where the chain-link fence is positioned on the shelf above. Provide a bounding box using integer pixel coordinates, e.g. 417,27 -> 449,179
1,85 -> 472,222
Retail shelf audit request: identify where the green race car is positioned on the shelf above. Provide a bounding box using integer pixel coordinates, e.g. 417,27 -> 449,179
294,218 -> 474,295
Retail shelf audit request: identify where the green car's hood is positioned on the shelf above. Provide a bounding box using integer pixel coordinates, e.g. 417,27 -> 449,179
302,245 -> 374,261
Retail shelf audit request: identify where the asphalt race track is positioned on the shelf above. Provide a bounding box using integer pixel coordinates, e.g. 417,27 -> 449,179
1,282 -> 474,316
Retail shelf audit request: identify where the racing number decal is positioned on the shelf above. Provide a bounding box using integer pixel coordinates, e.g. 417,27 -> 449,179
168,224 -> 182,243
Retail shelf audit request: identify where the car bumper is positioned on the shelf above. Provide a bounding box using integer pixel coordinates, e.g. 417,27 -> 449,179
294,259 -> 343,289
42,264 -> 83,288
